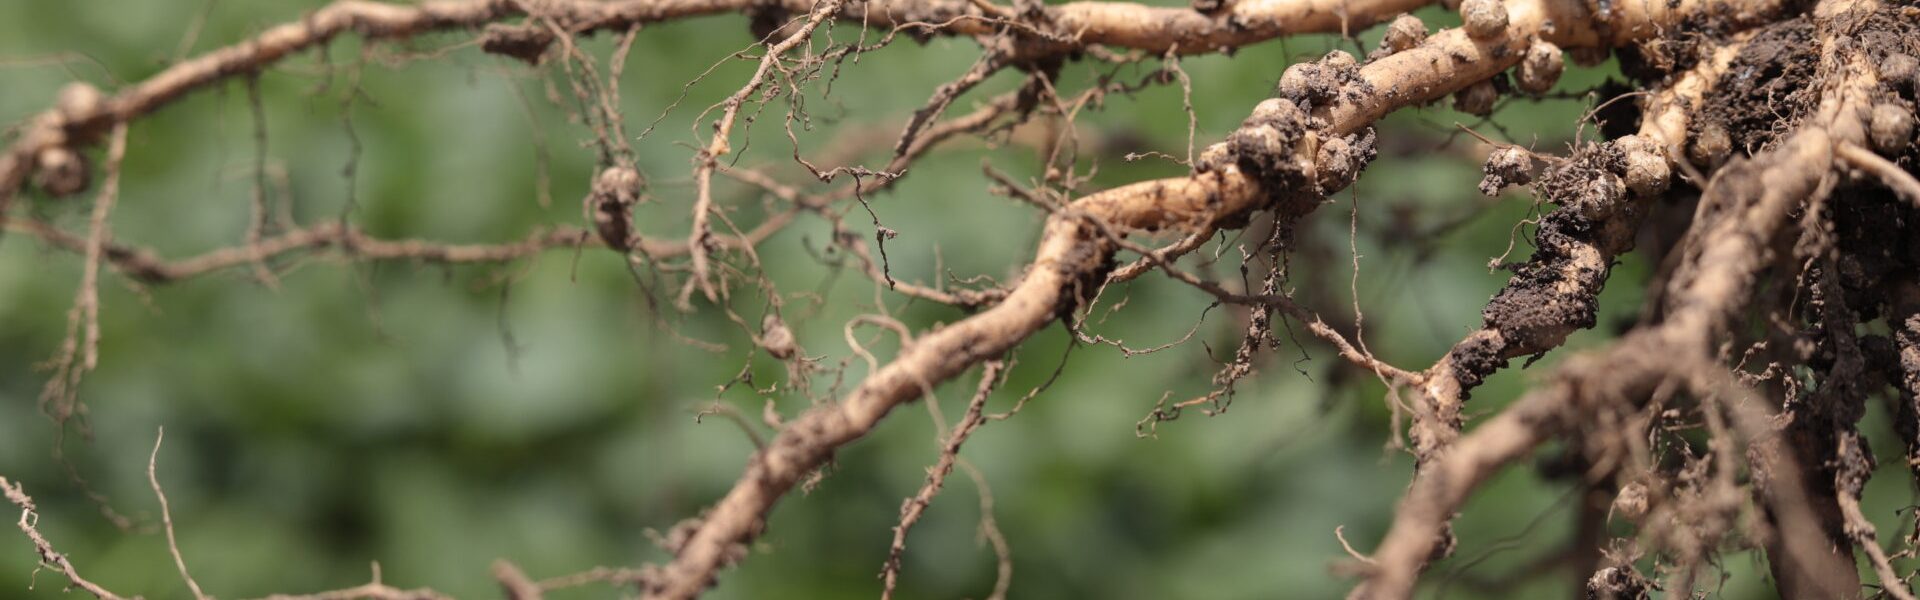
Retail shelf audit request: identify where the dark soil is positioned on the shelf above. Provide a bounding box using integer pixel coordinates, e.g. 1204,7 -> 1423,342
1695,18 -> 1818,155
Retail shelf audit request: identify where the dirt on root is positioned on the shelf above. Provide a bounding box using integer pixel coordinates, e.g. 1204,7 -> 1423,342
1694,18 -> 1818,156
1853,4 -> 1920,66
1832,186 -> 1920,319
1446,142 -> 1645,396
1692,5 -> 1920,157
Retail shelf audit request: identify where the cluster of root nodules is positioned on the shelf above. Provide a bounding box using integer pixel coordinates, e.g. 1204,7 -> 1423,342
1455,7 -> 1920,597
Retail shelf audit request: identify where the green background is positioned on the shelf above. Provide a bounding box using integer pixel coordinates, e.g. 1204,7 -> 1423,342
0,1 -> 1906,598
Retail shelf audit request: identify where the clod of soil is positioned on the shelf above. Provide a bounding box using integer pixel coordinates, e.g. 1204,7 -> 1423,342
1853,6 -> 1920,71
1699,9 -> 1919,157
1831,186 -> 1919,315
1696,18 -> 1817,155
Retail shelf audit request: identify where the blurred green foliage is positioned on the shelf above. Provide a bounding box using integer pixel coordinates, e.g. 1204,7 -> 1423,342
2,1 -> 1909,599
